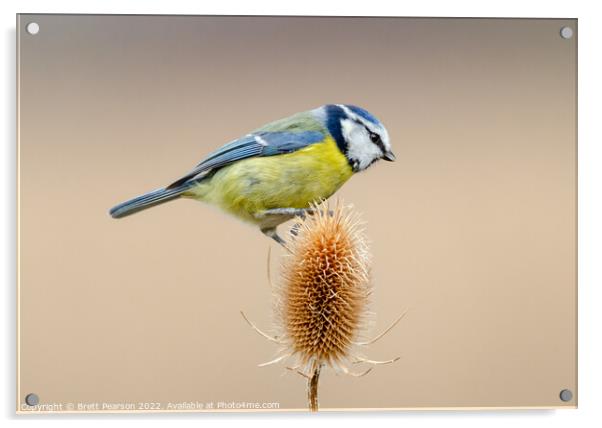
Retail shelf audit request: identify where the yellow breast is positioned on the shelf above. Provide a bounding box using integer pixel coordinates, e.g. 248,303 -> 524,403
183,136 -> 353,223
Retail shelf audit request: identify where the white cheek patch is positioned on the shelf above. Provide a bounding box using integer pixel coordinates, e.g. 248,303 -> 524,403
341,119 -> 383,171
340,118 -> 359,144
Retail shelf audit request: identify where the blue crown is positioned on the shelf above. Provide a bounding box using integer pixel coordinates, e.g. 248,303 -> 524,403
345,105 -> 381,126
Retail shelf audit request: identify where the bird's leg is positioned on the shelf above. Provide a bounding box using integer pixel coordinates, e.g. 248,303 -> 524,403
257,208 -> 335,245
258,208 -> 310,219
257,208 -> 331,223
261,227 -> 287,247
257,208 -> 309,246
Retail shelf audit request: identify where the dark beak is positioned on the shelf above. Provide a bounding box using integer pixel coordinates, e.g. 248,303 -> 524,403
383,150 -> 396,162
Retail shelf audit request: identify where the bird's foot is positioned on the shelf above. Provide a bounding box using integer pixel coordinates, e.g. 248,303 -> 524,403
290,222 -> 301,236
257,207 -> 334,247
261,227 -> 288,247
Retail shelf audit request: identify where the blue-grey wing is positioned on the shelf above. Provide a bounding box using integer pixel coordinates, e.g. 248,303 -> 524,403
166,130 -> 324,189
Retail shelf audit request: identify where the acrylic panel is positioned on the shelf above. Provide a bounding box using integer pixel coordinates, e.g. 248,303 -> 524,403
17,15 -> 577,413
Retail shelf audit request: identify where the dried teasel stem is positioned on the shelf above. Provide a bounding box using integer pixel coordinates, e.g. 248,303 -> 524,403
307,362 -> 321,412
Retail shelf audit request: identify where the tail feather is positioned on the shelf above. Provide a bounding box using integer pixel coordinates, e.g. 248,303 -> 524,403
109,184 -> 192,219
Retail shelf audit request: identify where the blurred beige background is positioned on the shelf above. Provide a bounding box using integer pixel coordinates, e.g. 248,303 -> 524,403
17,15 -> 576,411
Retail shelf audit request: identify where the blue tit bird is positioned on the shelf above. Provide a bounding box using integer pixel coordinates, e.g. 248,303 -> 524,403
109,104 -> 395,245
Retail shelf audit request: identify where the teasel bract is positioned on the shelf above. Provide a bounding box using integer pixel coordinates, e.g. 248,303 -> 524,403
242,201 -> 402,412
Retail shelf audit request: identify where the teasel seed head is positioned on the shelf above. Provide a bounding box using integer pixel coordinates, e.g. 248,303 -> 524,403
241,201 -> 400,411
275,201 -> 372,376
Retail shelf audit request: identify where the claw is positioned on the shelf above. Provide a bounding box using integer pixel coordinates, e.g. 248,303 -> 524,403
290,223 -> 301,237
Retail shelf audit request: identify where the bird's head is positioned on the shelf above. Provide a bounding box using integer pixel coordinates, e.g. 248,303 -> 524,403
317,104 -> 395,172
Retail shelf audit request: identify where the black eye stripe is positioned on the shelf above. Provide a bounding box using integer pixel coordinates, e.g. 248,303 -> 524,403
361,124 -> 385,153
347,116 -> 386,154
